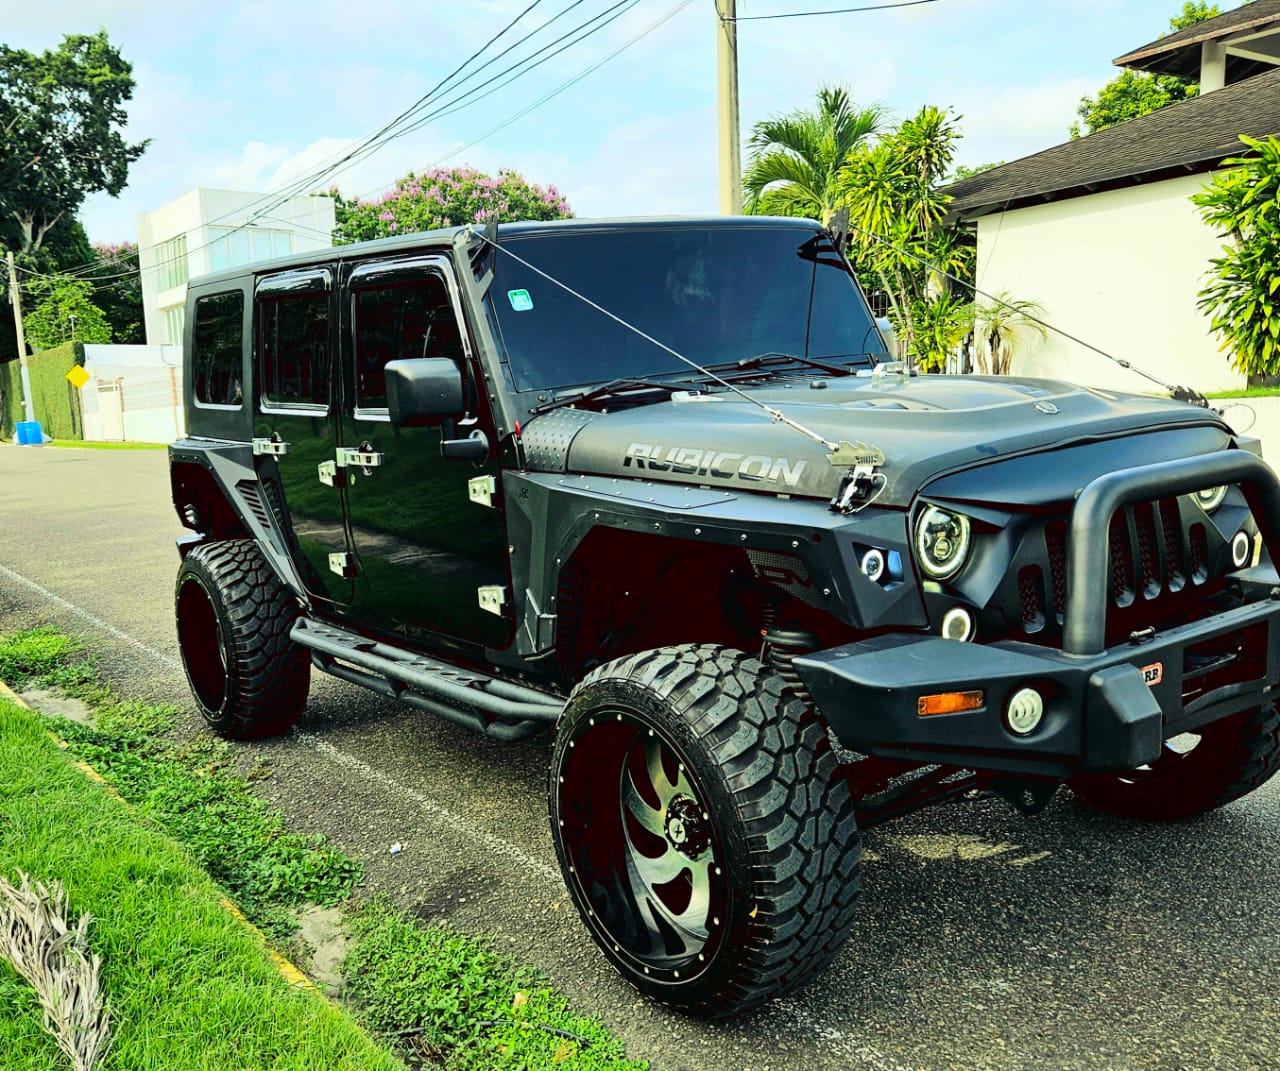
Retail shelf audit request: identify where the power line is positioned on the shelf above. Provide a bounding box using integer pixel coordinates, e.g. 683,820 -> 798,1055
726,0 -> 941,20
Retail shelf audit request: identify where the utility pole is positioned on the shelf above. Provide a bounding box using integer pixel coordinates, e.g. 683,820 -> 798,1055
6,251 -> 35,424
715,0 -> 742,215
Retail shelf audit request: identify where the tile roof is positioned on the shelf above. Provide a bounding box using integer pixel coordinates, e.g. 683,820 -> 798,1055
944,65 -> 1280,221
1114,0 -> 1280,78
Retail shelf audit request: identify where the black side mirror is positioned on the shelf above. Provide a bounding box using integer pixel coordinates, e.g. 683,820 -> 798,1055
386,358 -> 463,427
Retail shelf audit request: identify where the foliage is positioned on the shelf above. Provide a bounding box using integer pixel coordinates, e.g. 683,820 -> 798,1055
0,32 -> 148,256
22,275 -> 110,351
333,166 -> 573,244
1193,135 -> 1280,376
743,85 -> 883,225
0,341 -> 85,441
345,903 -> 647,1070
838,105 -> 972,369
951,161 -> 1005,183
88,242 -> 143,344
1070,3 -> 1221,137
973,292 -> 1049,375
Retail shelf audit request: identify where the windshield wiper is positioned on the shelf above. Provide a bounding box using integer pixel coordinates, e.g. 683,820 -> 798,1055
527,377 -> 689,416
702,352 -> 865,378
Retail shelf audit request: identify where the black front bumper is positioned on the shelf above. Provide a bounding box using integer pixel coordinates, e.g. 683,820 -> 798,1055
795,451 -> 1280,778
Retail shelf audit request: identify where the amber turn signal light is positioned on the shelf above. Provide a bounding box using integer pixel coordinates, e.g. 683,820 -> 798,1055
917,690 -> 984,717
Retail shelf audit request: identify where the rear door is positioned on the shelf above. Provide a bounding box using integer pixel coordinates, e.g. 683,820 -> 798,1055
252,267 -> 353,606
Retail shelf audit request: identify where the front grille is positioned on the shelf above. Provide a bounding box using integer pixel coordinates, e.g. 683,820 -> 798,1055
1011,496 -> 1229,648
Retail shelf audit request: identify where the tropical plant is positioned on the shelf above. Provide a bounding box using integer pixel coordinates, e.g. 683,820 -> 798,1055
1070,2 -> 1221,137
743,85 -> 883,225
23,273 -> 111,350
89,242 -> 144,344
973,292 -> 1049,375
838,105 -> 970,369
1193,135 -> 1280,376
331,166 -> 573,244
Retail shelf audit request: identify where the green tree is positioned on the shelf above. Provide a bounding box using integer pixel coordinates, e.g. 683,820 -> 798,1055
0,32 -> 147,257
23,273 -> 110,350
1070,3 -> 1222,137
838,105 -> 972,369
951,161 -> 1005,183
743,85 -> 883,225
89,242 -> 144,343
973,292 -> 1049,375
1193,135 -> 1280,375
332,166 -> 573,244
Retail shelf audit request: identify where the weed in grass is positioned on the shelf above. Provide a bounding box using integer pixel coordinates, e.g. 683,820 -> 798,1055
343,902 -> 647,1071
0,627 -> 81,688
93,699 -> 178,739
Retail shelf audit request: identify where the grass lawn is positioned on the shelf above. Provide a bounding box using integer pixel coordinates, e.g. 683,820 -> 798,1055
1205,386 -> 1280,399
0,692 -> 405,1071
46,439 -> 168,450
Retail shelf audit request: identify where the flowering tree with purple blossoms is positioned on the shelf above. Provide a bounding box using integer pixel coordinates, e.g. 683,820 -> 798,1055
331,166 -> 573,245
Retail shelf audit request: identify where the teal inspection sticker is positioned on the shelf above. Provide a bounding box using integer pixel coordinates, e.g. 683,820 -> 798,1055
507,288 -> 534,311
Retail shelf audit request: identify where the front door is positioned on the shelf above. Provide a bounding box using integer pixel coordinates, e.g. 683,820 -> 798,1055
339,255 -> 511,649
253,268 -> 352,606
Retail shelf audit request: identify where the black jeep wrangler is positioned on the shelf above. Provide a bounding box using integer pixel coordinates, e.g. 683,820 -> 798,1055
169,216 -> 1280,1017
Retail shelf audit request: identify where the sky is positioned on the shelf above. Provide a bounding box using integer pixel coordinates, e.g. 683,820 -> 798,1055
7,0 -> 1205,245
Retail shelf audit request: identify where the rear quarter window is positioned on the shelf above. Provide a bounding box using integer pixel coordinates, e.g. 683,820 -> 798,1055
193,291 -> 245,408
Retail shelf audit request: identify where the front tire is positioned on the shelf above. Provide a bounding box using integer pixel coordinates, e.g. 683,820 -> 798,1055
1068,701 -> 1280,820
548,645 -> 861,1017
175,540 -> 310,739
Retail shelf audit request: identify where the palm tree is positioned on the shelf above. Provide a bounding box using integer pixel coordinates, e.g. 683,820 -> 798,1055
974,293 -> 1049,375
743,85 -> 883,225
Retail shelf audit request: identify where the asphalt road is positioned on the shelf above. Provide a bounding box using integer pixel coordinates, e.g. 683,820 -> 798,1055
2,443 -> 1278,1071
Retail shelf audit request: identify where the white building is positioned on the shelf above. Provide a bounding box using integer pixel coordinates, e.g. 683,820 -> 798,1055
946,0 -> 1280,395
136,188 -> 335,347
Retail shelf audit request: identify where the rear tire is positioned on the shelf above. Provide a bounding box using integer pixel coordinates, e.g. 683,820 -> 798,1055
1068,701 -> 1280,820
175,540 -> 310,739
549,644 -> 861,1017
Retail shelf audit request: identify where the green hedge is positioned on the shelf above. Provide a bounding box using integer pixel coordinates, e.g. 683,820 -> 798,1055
0,342 -> 84,441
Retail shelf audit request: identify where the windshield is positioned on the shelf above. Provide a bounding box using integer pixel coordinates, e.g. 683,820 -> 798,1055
487,223 -> 885,392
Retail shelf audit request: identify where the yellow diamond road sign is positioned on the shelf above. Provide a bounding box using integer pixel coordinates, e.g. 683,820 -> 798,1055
66,365 -> 91,389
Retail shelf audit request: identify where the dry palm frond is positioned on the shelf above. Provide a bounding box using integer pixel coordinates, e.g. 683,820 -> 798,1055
0,871 -> 112,1071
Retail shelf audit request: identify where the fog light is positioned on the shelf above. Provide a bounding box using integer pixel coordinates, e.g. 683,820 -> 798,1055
1006,687 -> 1044,735
1232,530 -> 1251,568
861,549 -> 886,583
941,607 -> 974,642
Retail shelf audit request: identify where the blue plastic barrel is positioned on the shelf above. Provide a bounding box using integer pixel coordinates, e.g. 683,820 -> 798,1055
15,420 -> 43,445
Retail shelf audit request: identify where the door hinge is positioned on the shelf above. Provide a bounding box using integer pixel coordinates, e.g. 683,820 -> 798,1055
336,446 -> 384,469
328,552 -> 356,578
468,475 -> 497,508
318,460 -> 346,488
477,585 -> 508,616
252,435 -> 290,457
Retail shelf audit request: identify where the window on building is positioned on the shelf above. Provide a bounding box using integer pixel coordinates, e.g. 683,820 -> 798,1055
161,304 -> 185,346
209,227 -> 293,272
193,291 -> 244,407
353,274 -> 463,410
155,235 -> 189,292
259,288 -> 330,408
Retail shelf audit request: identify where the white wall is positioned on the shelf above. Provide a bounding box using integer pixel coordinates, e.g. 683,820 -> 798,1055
974,174 -> 1247,395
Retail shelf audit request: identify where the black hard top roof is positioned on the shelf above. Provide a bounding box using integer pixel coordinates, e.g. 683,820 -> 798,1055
188,215 -> 824,291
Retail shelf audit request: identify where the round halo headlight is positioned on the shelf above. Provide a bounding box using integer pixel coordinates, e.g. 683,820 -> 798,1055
1196,484 -> 1228,513
914,506 -> 972,581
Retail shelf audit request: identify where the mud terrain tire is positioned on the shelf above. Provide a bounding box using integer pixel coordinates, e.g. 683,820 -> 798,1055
175,539 -> 309,739
549,644 -> 861,1017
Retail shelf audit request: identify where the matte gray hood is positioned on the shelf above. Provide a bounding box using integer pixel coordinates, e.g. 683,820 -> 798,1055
530,374 -> 1234,508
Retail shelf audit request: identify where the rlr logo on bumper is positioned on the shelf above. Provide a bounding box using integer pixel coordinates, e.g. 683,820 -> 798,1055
1143,663 -> 1163,686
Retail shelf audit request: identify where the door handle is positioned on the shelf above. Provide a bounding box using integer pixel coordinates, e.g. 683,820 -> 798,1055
252,435 -> 290,457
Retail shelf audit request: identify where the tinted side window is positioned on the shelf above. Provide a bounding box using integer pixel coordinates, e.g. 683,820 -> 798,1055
353,274 -> 463,410
193,291 -> 244,407
260,289 -> 330,408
